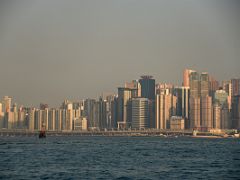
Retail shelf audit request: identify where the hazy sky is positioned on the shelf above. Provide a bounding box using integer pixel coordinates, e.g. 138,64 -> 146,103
0,0 -> 239,107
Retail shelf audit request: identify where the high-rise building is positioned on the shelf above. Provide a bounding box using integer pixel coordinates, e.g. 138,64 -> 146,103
232,95 -> 240,129
125,80 -> 141,98
222,80 -> 232,96
174,86 -> 190,129
213,104 -> 221,129
155,94 -> 177,129
48,109 -> 56,131
183,69 -> 195,87
170,116 -> 185,130
28,108 -> 35,131
200,72 -> 209,97
231,79 -> 240,96
0,103 -> 4,129
189,97 -> 201,129
209,76 -> 219,97
213,90 -> 231,129
2,96 -> 12,113
131,98 -> 149,129
139,76 -> 155,100
117,87 -> 132,129
189,71 -> 200,98
201,96 -> 213,131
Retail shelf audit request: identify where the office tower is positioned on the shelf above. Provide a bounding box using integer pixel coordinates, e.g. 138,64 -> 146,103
155,93 -> 177,129
111,96 -> 118,129
12,103 -> 18,129
174,86 -> 190,129
55,109 -> 62,131
2,96 -> 12,113
231,79 -> 240,96
201,96 -> 213,131
131,98 -> 149,129
200,72 -> 209,97
105,95 -> 116,129
28,108 -> 35,131
189,72 -> 200,98
189,97 -> 201,129
0,103 -> 4,129
66,103 -> 73,130
232,95 -> 240,129
48,109 -> 56,131
139,76 -> 155,100
209,76 -> 219,97
189,72 -> 200,129
39,108 -> 49,130
213,90 -> 231,129
222,80 -> 232,96
99,97 -> 107,129
84,99 -> 95,129
183,69 -> 195,87
125,80 -> 141,98
117,87 -> 132,129
213,104 -> 221,129
221,106 -> 231,129
170,116 -> 185,130
156,83 -> 174,95
139,76 -> 155,128
18,106 -> 26,129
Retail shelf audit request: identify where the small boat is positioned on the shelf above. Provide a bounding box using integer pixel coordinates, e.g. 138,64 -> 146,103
39,130 -> 46,138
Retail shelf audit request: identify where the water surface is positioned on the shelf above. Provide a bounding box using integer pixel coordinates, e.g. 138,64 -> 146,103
0,136 -> 239,179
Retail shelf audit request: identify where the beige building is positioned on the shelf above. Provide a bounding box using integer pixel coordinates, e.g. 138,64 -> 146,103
189,97 -> 200,129
170,116 -> 185,130
183,69 -> 195,87
156,94 -> 177,129
201,96 -> 213,131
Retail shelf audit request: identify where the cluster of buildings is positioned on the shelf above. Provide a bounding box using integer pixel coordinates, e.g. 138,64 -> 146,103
0,69 -> 239,132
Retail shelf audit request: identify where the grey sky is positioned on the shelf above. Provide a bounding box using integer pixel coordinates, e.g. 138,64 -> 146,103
0,0 -> 239,107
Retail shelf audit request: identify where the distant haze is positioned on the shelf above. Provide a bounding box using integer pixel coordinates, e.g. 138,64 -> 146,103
0,0 -> 239,107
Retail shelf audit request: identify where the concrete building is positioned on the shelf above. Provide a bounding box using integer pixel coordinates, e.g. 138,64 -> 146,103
213,104 -> 221,129
170,116 -> 185,130
201,96 -> 213,131
155,94 -> 177,129
125,80 -> 141,98
189,97 -> 201,129
232,95 -> 240,129
73,117 -> 88,131
183,69 -> 195,87
174,86 -> 190,129
231,78 -> 240,96
139,75 -> 155,100
28,108 -> 35,131
131,98 -> 149,129
117,87 -> 132,129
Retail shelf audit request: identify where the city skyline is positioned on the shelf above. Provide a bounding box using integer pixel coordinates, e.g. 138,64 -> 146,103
0,69 -> 239,108
0,0 -> 240,107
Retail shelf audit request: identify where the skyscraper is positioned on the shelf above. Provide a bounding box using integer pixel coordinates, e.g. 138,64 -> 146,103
155,93 -> 177,129
183,69 -> 195,87
131,98 -> 149,129
200,72 -> 209,97
174,86 -> 190,127
232,95 -> 240,129
231,78 -> 240,96
201,96 -> 213,130
139,76 -> 155,100
117,87 -> 132,129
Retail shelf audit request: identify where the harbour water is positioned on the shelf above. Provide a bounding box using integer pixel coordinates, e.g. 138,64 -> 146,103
0,136 -> 239,179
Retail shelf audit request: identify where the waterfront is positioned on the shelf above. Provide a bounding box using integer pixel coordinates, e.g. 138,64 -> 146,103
0,136 -> 239,179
